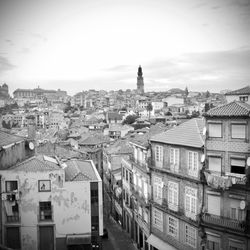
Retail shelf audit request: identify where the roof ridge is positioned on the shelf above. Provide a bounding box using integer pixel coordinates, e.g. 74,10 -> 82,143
236,100 -> 250,110
194,118 -> 204,145
13,155 -> 36,168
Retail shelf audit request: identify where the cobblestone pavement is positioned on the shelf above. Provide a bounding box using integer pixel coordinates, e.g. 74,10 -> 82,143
102,215 -> 137,250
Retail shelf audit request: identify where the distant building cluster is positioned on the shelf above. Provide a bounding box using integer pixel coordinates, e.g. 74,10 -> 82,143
0,67 -> 250,250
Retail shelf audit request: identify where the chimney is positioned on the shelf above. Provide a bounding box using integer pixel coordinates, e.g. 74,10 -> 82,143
26,115 -> 36,140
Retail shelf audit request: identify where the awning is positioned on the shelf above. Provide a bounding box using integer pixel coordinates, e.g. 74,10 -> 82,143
66,234 -> 91,245
147,234 -> 177,250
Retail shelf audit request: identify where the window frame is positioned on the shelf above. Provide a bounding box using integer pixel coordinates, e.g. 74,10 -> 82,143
188,151 -> 198,177
152,208 -> 163,231
155,145 -> 163,163
5,181 -> 18,192
208,123 -> 222,138
39,201 -> 53,221
153,176 -> 163,203
38,180 -> 51,192
168,181 -> 178,211
185,187 -> 197,220
231,123 -> 246,139
208,156 -> 222,174
167,215 -> 179,239
230,158 -> 246,176
185,224 -> 197,248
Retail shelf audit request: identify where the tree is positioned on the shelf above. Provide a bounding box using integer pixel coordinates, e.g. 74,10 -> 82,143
123,114 -> 138,125
185,86 -> 189,96
146,102 -> 153,120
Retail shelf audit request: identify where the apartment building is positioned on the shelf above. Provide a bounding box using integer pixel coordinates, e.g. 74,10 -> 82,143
0,156 -> 103,250
149,118 -> 205,250
103,139 -> 132,223
202,101 -> 250,249
122,133 -> 152,250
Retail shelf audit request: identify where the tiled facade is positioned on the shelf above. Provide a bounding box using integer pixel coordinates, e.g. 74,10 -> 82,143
202,102 -> 250,250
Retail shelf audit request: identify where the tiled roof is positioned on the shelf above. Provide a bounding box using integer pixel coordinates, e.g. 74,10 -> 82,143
150,118 -> 204,148
105,139 -> 133,155
225,86 -> 250,95
64,160 -> 98,181
130,123 -> 169,148
8,155 -> 61,171
79,134 -> 109,145
107,112 -> 123,120
205,101 -> 250,117
0,130 -> 25,148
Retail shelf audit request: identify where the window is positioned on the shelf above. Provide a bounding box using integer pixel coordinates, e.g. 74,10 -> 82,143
38,180 -> 51,192
152,208 -> 163,231
133,174 -> 137,187
185,187 -> 197,219
188,151 -> 198,177
129,172 -> 133,184
185,224 -> 197,248
207,234 -> 220,250
239,96 -> 248,102
170,148 -> 179,171
138,206 -> 142,217
168,181 -> 178,211
5,181 -> 18,192
155,145 -> 163,163
39,202 -> 52,221
153,176 -> 163,203
208,123 -> 222,138
231,124 -> 246,139
143,181 -> 148,200
208,156 -> 221,173
229,239 -> 244,250
230,158 -> 246,175
230,199 -> 245,221
207,195 -> 220,216
144,210 -> 149,223
167,216 -> 178,238
125,170 -> 128,181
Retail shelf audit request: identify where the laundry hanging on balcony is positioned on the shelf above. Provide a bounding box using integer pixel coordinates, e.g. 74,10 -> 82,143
204,172 -> 233,190
4,200 -> 15,216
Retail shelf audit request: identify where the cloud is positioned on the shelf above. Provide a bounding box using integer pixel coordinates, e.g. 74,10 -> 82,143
142,48 -> 250,91
30,33 -> 47,42
0,56 -> 16,73
104,65 -> 132,72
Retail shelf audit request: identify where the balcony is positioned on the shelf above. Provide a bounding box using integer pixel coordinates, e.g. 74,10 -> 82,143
129,156 -> 150,172
202,213 -> 245,232
204,171 -> 247,190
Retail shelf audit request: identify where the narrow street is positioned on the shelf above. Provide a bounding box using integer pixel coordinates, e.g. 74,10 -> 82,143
103,215 -> 137,250
102,187 -> 137,250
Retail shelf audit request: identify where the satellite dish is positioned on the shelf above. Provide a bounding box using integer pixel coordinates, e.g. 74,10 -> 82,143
29,142 -> 35,150
203,127 -> 207,136
240,200 -> 246,210
201,154 -> 206,163
247,157 -> 250,166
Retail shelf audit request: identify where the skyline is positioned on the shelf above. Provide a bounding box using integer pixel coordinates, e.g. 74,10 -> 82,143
0,0 -> 250,96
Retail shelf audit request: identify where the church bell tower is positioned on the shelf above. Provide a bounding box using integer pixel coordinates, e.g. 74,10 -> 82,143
137,65 -> 144,95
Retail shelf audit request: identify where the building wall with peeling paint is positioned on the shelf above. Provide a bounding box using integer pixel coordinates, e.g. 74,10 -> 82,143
0,167 -> 103,250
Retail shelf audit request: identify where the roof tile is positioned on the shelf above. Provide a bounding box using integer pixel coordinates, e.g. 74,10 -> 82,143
150,118 -> 204,148
205,101 -> 250,117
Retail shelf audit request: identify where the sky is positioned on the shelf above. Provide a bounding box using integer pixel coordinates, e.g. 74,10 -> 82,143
0,0 -> 250,96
